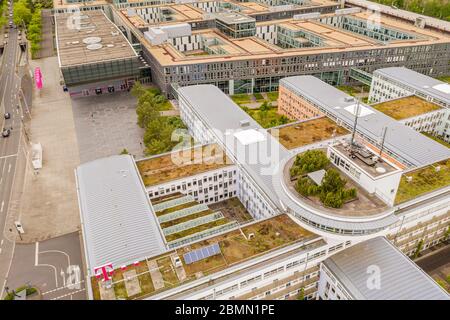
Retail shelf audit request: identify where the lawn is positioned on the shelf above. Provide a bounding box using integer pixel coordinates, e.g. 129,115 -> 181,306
422,132 -> 450,149
395,159 -> 450,204
246,107 -> 292,128
231,94 -> 252,104
372,96 -> 441,120
266,91 -> 279,102
437,76 -> 450,83
254,92 -> 264,102
272,117 -> 349,149
337,85 -> 368,96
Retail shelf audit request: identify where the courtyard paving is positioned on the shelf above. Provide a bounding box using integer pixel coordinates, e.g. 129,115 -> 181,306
71,92 -> 145,164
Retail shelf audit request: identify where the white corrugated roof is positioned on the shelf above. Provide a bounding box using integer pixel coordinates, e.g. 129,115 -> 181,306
324,237 -> 450,300
76,155 -> 167,274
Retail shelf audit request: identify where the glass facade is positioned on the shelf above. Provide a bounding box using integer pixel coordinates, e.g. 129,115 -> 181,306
62,57 -> 140,86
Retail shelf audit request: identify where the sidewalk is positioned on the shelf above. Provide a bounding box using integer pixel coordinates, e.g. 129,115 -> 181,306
15,56 -> 81,242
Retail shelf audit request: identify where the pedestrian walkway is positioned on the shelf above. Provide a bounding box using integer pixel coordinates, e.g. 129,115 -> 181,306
17,56 -> 81,242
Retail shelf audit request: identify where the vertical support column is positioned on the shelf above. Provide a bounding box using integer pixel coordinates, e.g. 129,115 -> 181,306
229,79 -> 234,95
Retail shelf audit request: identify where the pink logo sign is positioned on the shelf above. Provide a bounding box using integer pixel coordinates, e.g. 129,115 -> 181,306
94,263 -> 114,281
35,67 -> 42,90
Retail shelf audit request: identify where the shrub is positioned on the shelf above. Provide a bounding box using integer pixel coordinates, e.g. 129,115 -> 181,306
292,150 -> 330,175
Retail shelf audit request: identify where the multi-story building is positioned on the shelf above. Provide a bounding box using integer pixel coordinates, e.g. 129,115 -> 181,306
54,10 -> 146,97
369,67 -> 450,142
108,1 -> 450,97
317,236 -> 448,300
76,78 -> 449,300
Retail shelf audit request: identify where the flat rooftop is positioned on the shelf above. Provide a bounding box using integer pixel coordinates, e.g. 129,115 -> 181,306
332,143 -> 400,178
374,68 -> 450,105
283,152 -> 389,217
372,96 -> 442,120
280,76 -> 450,168
55,11 -> 137,67
151,194 -> 252,244
395,159 -> 450,204
215,12 -> 256,24
141,11 -> 450,66
120,0 -> 338,28
178,85 -> 399,231
324,236 -> 450,300
136,144 -> 233,187
271,117 -> 349,150
90,213 -> 319,300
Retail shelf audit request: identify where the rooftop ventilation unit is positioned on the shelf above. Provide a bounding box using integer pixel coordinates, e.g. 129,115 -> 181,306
240,119 -> 250,127
344,96 -> 355,102
335,8 -> 361,15
293,12 -> 320,20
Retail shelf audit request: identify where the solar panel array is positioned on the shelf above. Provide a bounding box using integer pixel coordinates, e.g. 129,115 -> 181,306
183,243 -> 221,265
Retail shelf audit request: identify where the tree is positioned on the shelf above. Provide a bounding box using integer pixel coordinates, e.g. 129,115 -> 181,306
13,0 -> 32,26
321,169 -> 346,194
292,150 -> 330,176
120,148 -> 129,155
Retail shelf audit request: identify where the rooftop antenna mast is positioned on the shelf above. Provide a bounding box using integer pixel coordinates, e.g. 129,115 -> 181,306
379,126 -> 387,157
351,98 -> 360,146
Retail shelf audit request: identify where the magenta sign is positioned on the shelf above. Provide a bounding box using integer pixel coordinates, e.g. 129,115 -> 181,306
35,67 -> 42,90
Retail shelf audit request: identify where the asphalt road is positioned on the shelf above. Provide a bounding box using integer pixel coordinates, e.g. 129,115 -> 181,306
0,8 -> 26,296
5,232 -> 86,300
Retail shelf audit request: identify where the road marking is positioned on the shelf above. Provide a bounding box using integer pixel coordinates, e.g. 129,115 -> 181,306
35,242 -> 39,266
0,154 -> 17,160
8,163 -> 11,173
42,280 -> 85,295
51,288 -> 86,300
0,201 -> 4,213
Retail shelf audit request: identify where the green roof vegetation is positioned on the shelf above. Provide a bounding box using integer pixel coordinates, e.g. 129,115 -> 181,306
372,96 -> 441,120
164,217 -> 231,242
395,159 -> 450,204
273,117 -> 349,150
266,91 -> 279,102
136,144 -> 231,187
91,214 -> 317,300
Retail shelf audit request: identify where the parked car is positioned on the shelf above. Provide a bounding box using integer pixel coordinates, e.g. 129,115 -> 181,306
4,112 -> 11,119
2,129 -> 11,138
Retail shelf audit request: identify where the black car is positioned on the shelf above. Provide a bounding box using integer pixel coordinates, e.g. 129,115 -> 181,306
2,129 -> 11,138
4,112 -> 10,119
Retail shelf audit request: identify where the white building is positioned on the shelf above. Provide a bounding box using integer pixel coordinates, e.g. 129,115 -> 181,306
75,78 -> 450,301
318,237 -> 449,300
369,67 -> 450,141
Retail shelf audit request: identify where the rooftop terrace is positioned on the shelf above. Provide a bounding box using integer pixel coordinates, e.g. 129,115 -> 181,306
91,213 -> 318,300
284,151 -> 389,216
136,144 -> 233,187
271,117 -> 349,149
395,159 -> 450,204
55,11 -> 137,67
141,11 -> 449,66
372,96 -> 442,120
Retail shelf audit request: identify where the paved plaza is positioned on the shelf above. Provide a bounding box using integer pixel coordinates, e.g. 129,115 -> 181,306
71,92 -> 145,164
